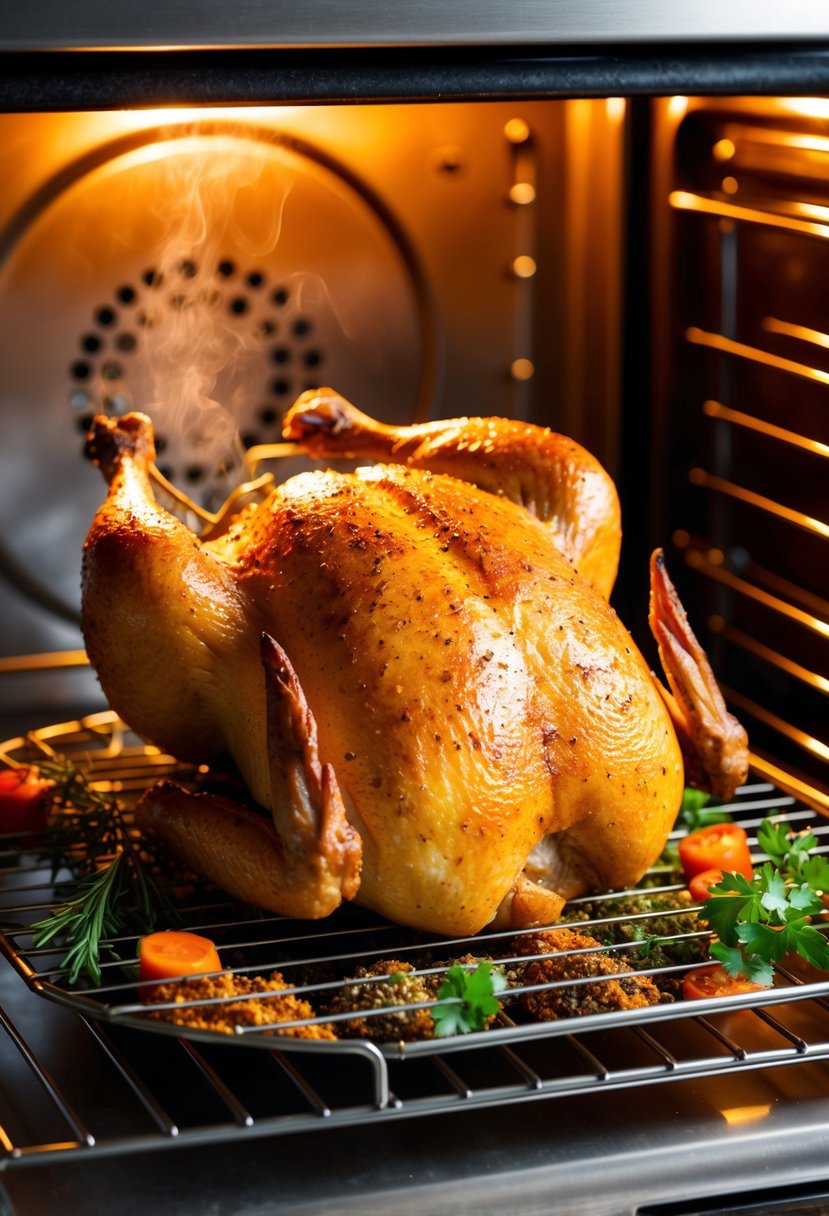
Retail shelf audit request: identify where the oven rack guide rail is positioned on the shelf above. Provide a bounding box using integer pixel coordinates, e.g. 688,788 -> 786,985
2,712 -> 829,1167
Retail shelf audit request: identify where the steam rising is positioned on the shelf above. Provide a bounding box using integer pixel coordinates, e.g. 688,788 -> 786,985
138,131 -> 294,502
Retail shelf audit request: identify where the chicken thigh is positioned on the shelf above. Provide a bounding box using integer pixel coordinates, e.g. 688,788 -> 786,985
81,392 -> 748,936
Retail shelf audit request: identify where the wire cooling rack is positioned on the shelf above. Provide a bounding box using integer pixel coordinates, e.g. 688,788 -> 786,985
3,710 -> 829,1121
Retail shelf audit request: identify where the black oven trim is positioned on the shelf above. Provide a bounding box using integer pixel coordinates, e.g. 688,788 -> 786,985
1,43 -> 829,110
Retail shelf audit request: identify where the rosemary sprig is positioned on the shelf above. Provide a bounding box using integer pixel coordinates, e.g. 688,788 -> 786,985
31,857 -> 130,985
28,755 -> 177,986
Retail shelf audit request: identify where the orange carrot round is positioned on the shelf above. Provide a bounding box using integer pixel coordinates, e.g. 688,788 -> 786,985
138,930 -> 221,1000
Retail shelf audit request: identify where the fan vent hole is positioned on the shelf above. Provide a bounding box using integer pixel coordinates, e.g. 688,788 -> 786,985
67,258 -> 327,487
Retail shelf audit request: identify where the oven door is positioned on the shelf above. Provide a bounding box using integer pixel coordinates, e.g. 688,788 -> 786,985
2,22 -> 829,1216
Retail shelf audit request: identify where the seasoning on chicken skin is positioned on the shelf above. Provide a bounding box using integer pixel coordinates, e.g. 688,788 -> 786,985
82,392 -> 748,937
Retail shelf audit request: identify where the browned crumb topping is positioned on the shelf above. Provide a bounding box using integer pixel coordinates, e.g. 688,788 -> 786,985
509,928 -> 668,1019
325,960 -> 437,1041
146,969 -> 337,1039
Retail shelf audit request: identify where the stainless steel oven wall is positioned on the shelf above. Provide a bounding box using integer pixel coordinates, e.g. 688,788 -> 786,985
0,100 -> 624,689
650,96 -> 829,805
2,0 -> 829,49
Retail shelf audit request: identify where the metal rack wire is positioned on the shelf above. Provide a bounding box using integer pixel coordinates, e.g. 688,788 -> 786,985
2,712 -> 829,1170
664,103 -> 829,807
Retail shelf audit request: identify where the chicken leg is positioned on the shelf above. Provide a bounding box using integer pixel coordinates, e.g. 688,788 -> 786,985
134,633 -> 361,919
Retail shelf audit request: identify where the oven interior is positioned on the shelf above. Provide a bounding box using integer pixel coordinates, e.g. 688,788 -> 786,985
1,91 -> 828,1215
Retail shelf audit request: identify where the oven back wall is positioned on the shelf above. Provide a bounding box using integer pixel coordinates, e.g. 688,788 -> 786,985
0,101 -> 624,682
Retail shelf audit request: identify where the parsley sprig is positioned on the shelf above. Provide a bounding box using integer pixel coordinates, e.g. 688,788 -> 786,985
662,788 -> 734,867
704,818 -> 829,986
433,961 -> 507,1037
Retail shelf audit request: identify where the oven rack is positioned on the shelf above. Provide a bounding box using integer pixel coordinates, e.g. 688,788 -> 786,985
2,712 -> 829,1168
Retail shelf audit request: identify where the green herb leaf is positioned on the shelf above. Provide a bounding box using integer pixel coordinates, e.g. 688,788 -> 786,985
433,961 -> 505,1037
679,788 -> 732,832
756,819 -> 829,889
791,922 -> 829,971
702,872 -> 759,947
28,755 -> 179,985
32,857 -> 128,986
710,940 -> 774,986
758,866 -> 790,919
736,919 -> 790,963
799,853 -> 829,892
700,816 -> 829,989
787,884 -> 825,918
756,819 -> 791,868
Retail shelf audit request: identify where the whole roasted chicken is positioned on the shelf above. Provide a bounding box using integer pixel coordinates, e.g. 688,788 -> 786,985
81,391 -> 748,936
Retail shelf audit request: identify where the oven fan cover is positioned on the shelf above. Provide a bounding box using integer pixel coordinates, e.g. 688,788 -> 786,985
0,124 -> 430,624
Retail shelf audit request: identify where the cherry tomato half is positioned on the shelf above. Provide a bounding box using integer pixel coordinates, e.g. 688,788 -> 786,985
688,867 -> 726,903
0,766 -> 52,840
682,964 -> 769,1001
679,822 -> 754,883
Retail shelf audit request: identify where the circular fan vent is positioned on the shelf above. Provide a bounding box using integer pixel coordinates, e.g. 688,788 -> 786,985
68,258 -> 328,505
0,123 -> 431,623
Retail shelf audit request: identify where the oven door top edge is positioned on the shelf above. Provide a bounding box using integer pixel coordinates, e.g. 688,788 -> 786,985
3,0 -> 829,52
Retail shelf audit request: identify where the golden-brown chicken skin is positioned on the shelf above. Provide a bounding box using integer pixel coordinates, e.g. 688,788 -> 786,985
81,394 -> 747,937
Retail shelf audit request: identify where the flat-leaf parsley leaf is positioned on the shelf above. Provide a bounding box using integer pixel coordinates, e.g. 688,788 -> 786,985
432,961 -> 507,1037
704,818 -> 829,982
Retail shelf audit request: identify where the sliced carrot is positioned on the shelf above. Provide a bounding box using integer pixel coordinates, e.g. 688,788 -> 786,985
138,930 -> 221,1001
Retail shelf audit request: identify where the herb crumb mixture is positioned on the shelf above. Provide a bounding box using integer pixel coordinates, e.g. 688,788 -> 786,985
147,970 -> 336,1040
325,961 -> 437,1040
510,928 -> 668,1019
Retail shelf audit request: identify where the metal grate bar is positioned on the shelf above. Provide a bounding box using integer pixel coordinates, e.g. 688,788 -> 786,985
0,651 -> 89,674
686,325 -> 829,386
178,1040 -> 255,1127
703,397 -> 829,460
763,315 -> 829,354
670,190 -> 829,240
80,1017 -> 180,1136
269,1050 -> 332,1117
0,1002 -> 95,1150
719,625 -> 829,696
562,1033 -> 609,1080
750,1008 -> 808,1053
633,1027 -> 677,1070
688,467 -> 828,541
682,554 -> 829,641
431,1056 -> 473,1099
494,1043 -> 544,1091
692,1015 -> 747,1060
724,687 -> 829,767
